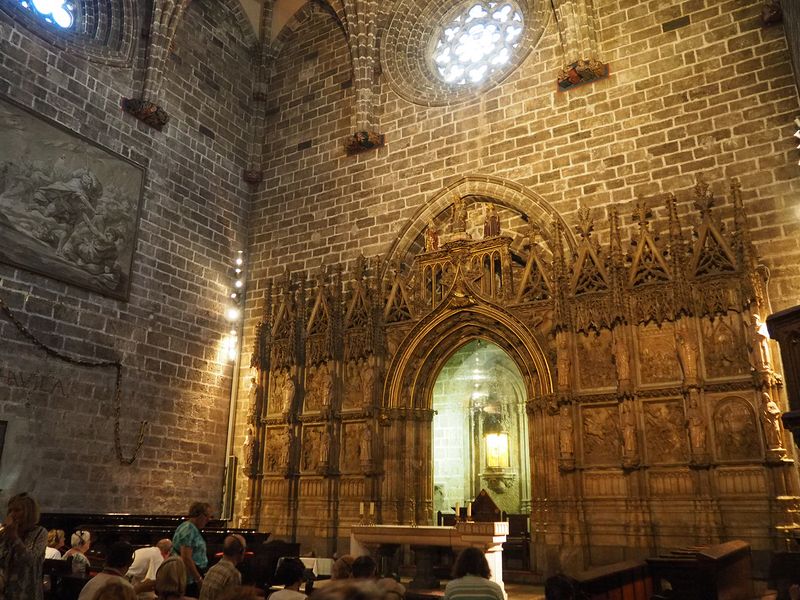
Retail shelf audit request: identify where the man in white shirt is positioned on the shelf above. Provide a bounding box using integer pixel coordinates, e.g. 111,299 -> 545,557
127,539 -> 173,599
77,541 -> 135,600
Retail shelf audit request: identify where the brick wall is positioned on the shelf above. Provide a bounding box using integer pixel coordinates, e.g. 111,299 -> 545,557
249,0 -> 800,312
0,0 -> 254,513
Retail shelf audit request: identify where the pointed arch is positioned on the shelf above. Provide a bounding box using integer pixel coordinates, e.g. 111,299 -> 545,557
381,175 -> 577,276
382,276 -> 553,411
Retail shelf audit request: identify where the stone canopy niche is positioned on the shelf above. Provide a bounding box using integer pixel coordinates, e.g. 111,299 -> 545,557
237,176 -> 799,574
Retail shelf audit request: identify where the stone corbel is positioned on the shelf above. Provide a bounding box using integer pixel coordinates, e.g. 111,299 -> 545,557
482,467 -> 517,493
762,0 -> 782,25
551,0 -> 609,91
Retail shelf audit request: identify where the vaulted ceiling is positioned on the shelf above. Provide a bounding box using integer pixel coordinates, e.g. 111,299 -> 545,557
239,0 -> 308,40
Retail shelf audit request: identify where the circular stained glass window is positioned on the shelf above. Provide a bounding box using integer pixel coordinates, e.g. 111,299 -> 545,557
433,1 -> 524,85
17,0 -> 74,28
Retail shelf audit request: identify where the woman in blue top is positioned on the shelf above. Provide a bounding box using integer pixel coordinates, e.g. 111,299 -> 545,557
172,502 -> 213,597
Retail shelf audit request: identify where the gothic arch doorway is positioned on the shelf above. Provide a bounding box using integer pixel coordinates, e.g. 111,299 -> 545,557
380,279 -> 552,527
432,339 -> 531,521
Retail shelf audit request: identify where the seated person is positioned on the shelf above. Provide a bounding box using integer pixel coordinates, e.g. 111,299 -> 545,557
443,548 -> 503,600
544,574 -> 579,600
127,539 -> 173,599
199,535 -> 246,600
93,581 -> 138,600
155,555 -> 188,600
63,530 -> 92,576
351,556 -> 404,600
270,557 -> 307,600
77,541 -> 135,600
46,529 -> 66,559
330,555 -> 354,580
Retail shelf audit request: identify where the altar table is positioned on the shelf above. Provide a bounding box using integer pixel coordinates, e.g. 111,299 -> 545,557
349,522 -> 508,592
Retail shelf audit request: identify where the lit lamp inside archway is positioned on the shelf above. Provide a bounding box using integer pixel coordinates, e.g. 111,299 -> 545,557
485,432 -> 509,468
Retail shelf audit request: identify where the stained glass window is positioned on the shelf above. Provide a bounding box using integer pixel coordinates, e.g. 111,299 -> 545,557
17,0 -> 74,28
433,1 -> 523,85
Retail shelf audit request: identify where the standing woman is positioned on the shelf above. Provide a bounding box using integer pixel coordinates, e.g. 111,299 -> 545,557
0,493 -> 48,600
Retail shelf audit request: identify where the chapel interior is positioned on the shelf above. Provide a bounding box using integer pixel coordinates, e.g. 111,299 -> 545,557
2,0 -> 800,593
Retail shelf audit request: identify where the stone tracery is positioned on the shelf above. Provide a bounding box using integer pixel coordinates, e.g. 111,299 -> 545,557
237,175 -> 798,570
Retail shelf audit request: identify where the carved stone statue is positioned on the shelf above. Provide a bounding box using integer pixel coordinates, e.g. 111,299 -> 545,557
612,328 -> 631,386
247,375 -> 263,423
675,319 -> 700,382
559,405 -> 574,458
360,423 -> 373,464
282,372 -> 295,414
621,402 -> 638,461
319,363 -> 333,408
483,204 -> 500,238
280,429 -> 290,467
762,392 -> 784,451
242,427 -> 258,477
319,426 -> 330,469
556,332 -> 571,393
425,220 -> 439,252
748,313 -> 772,372
686,393 -> 707,457
361,359 -> 375,404
302,429 -> 320,471
452,197 -> 468,233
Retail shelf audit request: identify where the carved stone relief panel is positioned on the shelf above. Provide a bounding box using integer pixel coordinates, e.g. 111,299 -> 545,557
577,330 -> 615,390
716,467 -> 766,496
341,421 -> 366,472
583,471 -> 625,497
647,469 -> 693,496
304,362 -> 333,413
643,400 -> 688,464
301,425 -> 326,472
701,314 -> 749,379
714,397 -> 761,461
264,426 -> 290,473
581,405 -> 621,466
637,323 -> 680,385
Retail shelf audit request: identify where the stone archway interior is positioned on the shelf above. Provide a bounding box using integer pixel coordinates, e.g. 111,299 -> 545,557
432,339 -> 531,520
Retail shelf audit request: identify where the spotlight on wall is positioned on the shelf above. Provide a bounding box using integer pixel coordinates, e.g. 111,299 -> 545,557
222,250 -> 245,362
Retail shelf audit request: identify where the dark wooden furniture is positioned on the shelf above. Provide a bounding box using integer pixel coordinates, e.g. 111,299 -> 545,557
501,513 -> 530,571
646,540 -> 754,600
568,559 -> 653,600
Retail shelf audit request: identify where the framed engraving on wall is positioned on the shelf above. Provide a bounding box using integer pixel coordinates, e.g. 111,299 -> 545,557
0,95 -> 145,301
0,420 -> 6,464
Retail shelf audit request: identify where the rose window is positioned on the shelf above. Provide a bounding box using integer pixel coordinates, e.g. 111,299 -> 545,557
433,1 -> 524,85
16,0 -> 74,28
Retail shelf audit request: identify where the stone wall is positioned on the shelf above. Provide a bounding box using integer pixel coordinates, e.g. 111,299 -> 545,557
0,0 -> 254,513
249,0 -> 800,308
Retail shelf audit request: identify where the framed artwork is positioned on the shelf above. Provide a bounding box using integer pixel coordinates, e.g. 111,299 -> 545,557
0,95 -> 145,300
0,420 -> 6,465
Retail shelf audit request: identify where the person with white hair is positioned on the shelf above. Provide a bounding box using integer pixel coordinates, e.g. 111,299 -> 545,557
127,539 -> 174,599
62,530 -> 91,575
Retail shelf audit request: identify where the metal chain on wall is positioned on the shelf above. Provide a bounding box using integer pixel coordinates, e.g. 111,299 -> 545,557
0,295 -> 146,464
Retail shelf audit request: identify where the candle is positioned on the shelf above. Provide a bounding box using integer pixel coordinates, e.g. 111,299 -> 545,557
467,503 -> 472,519
455,503 -> 460,517
359,502 -> 364,516
369,502 -> 375,516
